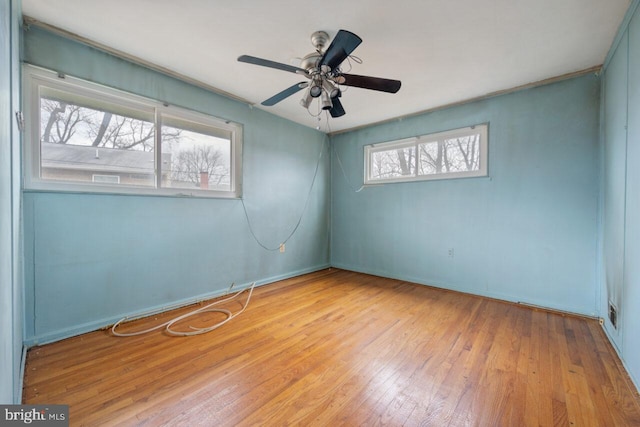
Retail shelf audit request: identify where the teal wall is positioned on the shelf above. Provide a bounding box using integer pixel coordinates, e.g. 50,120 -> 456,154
22,26 -> 330,345
601,0 -> 640,390
602,29 -> 627,346
331,73 -> 601,316
0,0 -> 23,404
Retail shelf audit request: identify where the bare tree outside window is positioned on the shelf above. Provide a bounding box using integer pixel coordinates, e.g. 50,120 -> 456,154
39,98 -> 231,190
27,66 -> 242,196
41,99 -> 84,144
371,146 -> 415,179
171,145 -> 229,188
163,125 -> 231,191
88,113 -> 154,151
419,134 -> 480,175
40,97 -> 167,151
40,97 -> 162,186
365,125 -> 487,184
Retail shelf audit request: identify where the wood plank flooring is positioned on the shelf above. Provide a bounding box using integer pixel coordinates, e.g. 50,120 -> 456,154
23,269 -> 640,426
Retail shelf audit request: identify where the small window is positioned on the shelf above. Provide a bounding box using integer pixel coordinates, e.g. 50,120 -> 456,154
24,66 -> 243,198
364,124 -> 488,184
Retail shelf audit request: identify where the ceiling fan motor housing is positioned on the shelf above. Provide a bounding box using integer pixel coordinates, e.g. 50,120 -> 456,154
300,52 -> 323,72
311,31 -> 330,51
301,31 -> 331,72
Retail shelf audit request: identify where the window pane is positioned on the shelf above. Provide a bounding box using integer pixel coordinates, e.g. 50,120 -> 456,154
26,67 -> 243,197
370,146 -> 416,180
162,123 -> 231,191
39,90 -> 156,187
364,124 -> 487,185
418,133 -> 481,175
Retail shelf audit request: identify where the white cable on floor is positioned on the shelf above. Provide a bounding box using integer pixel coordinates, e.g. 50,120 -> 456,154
111,282 -> 256,337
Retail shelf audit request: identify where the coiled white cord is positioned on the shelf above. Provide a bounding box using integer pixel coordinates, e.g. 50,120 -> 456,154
111,282 -> 256,337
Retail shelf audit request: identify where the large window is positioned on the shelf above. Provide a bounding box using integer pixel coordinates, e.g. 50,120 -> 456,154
24,66 -> 242,198
364,124 -> 488,184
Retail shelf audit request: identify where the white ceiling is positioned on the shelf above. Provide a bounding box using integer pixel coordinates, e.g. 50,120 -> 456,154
22,0 -> 630,133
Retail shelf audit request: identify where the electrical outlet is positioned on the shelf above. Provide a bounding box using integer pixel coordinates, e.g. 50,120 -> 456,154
608,301 -> 618,329
279,243 -> 285,253
448,248 -> 454,258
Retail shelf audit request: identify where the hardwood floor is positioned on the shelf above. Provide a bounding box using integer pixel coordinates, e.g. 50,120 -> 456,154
23,269 -> 640,426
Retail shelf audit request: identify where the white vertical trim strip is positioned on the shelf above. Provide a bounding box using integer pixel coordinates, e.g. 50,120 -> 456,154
604,0 -> 640,70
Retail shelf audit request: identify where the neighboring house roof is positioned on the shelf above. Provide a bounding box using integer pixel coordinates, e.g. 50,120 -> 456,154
41,142 -> 171,174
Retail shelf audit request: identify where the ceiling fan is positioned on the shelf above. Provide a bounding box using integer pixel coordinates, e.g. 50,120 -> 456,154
238,30 -> 401,118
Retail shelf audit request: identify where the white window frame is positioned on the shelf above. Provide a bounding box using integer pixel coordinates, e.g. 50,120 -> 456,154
364,124 -> 488,185
23,65 -> 243,198
92,174 -> 121,184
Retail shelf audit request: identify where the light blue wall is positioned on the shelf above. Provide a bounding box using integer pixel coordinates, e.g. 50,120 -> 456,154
22,26 -> 330,345
602,31 -> 627,344
331,74 -> 601,316
1,0 -> 23,404
601,0 -> 640,390
624,0 -> 640,391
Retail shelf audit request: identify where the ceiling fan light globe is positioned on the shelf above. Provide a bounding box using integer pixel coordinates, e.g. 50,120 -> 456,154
321,90 -> 333,110
300,88 -> 313,108
322,79 -> 340,99
310,85 -> 323,98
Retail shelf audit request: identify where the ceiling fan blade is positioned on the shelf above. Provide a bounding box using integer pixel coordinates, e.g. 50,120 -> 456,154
320,30 -> 362,70
261,82 -> 308,106
238,55 -> 308,75
338,74 -> 401,93
329,97 -> 346,118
